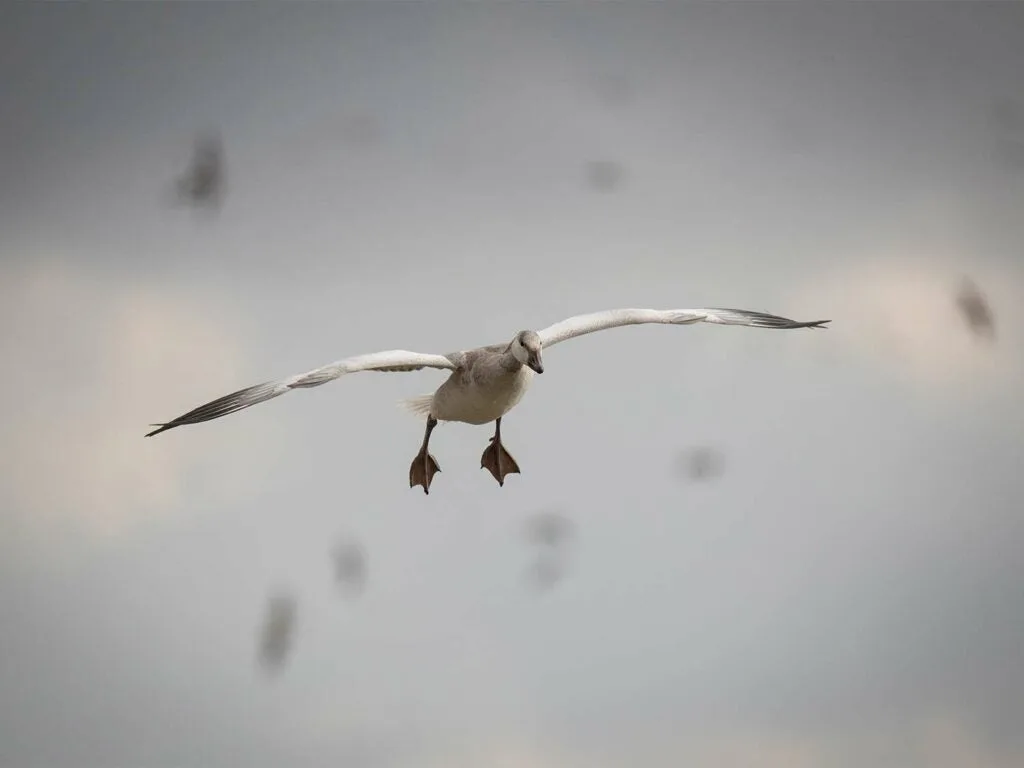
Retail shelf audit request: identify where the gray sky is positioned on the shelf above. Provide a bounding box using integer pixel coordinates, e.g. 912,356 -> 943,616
2,3 -> 1024,767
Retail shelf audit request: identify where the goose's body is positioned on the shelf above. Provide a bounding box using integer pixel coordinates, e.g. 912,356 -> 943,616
146,306 -> 829,493
409,345 -> 536,425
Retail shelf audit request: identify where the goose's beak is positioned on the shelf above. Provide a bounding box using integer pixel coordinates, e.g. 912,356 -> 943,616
529,357 -> 544,374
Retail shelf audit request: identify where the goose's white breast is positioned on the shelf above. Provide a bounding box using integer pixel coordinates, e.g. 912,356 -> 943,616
433,367 -> 534,425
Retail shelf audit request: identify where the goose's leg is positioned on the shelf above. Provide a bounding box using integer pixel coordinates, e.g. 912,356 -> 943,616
409,416 -> 441,494
480,417 -> 521,487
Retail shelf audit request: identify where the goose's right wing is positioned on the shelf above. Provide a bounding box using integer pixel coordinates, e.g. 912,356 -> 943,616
146,349 -> 457,437
537,307 -> 830,349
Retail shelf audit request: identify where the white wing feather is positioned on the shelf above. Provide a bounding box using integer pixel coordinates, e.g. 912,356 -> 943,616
537,307 -> 830,348
147,349 -> 456,436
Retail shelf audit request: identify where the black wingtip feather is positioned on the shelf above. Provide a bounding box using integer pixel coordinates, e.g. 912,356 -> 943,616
144,381 -> 280,439
707,308 -> 832,330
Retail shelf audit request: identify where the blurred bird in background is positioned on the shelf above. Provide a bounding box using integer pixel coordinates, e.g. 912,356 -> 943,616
332,536 -> 368,597
173,129 -> 226,210
257,590 -> 298,675
956,277 -> 996,341
676,445 -> 726,483
524,511 -> 575,593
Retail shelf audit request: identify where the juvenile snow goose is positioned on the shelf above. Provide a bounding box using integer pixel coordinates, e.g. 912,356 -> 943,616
146,307 -> 829,493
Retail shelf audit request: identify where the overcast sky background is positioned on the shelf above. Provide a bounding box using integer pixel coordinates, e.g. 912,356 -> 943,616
2,3 -> 1024,767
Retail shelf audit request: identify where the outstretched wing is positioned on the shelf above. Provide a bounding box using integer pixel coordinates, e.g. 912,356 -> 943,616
146,349 -> 457,437
537,307 -> 830,348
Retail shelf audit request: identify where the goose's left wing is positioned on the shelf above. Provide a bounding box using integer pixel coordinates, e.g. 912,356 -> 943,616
537,308 -> 829,349
145,349 -> 457,437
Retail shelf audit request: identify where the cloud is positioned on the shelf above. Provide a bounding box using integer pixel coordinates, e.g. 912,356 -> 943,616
913,713 -> 1024,768
0,259 -> 281,559
789,248 -> 1022,397
407,716 -> 1024,768
681,718 -> 1024,768
778,184 -> 1024,399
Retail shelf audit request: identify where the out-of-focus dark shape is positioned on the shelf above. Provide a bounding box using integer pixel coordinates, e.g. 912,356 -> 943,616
257,590 -> 297,674
676,446 -> 725,482
956,277 -> 996,341
523,511 -> 574,593
526,551 -> 564,593
584,160 -> 625,192
332,536 -> 367,596
525,511 -> 574,549
174,130 -> 225,209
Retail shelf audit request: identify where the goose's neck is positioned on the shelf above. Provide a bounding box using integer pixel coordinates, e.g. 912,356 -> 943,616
499,345 -> 524,373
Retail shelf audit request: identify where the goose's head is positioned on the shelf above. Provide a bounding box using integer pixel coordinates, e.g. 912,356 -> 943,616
510,330 -> 544,374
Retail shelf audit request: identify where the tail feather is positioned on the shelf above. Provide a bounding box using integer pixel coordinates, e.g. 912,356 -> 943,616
398,393 -> 434,418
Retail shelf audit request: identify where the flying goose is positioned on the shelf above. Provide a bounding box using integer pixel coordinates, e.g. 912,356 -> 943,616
146,307 -> 829,493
